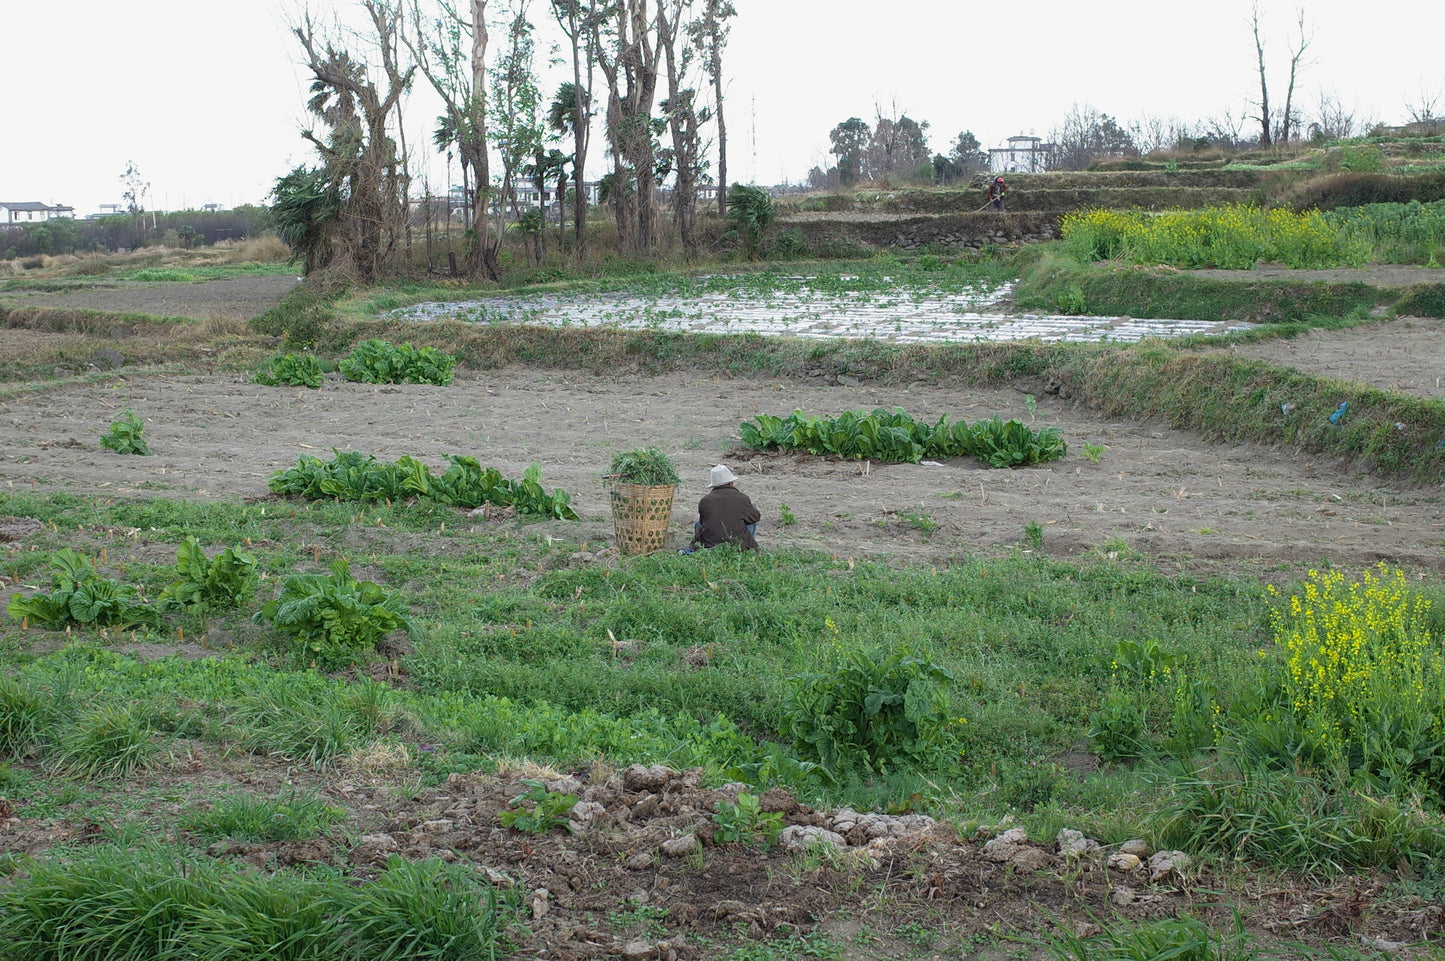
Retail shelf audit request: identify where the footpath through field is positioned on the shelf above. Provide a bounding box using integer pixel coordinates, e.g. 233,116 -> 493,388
392,282 -> 1254,344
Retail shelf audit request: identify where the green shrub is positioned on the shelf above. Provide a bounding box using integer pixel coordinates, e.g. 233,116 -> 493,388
99,409 -> 151,455
157,536 -> 260,616
254,352 -> 325,389
780,646 -> 954,776
257,559 -> 416,670
6,548 -> 159,631
339,338 -> 456,386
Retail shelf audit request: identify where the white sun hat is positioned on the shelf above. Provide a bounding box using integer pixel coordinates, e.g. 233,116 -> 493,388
709,465 -> 738,488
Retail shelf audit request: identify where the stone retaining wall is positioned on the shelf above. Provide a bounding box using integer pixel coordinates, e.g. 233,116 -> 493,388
786,213 -> 1060,252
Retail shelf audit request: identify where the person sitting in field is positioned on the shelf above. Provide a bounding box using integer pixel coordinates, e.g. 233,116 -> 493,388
683,465 -> 760,553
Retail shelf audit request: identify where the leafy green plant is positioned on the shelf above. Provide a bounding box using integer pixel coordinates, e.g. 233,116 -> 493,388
99,409 -> 151,455
778,502 -> 797,526
1056,283 -> 1086,314
157,537 -> 259,616
498,778 -> 578,833
256,559 -> 416,670
781,646 -> 954,776
339,338 -> 456,386
6,548 -> 158,631
254,352 -> 325,389
1023,519 -> 1044,550
965,416 -> 1067,468
179,788 -> 346,842
725,183 -> 777,259
712,791 -> 783,848
903,508 -> 936,534
1088,689 -> 1148,763
605,447 -> 681,487
269,451 -> 578,519
740,407 -> 1067,468
1082,442 -> 1106,463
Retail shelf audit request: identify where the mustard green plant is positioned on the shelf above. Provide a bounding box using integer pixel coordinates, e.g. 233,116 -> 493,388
1061,204 -> 1371,269
1268,564 -> 1445,793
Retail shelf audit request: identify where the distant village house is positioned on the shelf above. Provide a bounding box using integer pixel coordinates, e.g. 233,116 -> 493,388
989,136 -> 1057,174
0,201 -> 75,229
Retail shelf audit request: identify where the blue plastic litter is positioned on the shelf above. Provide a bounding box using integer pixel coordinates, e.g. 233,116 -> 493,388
1329,402 -> 1348,425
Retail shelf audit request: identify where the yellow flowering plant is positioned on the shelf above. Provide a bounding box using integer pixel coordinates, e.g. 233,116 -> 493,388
1268,564 -> 1445,793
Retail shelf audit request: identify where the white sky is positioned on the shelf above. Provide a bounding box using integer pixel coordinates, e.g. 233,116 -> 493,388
5,0 -> 1442,216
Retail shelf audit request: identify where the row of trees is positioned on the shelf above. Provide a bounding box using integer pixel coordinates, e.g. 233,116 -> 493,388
1,208 -> 269,261
810,84 -> 1414,188
813,110 -> 988,190
273,0 -> 739,283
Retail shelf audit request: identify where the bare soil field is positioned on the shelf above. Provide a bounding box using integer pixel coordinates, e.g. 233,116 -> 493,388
0,273 -> 301,321
3,272 -> 1445,958
3,366 -> 1443,578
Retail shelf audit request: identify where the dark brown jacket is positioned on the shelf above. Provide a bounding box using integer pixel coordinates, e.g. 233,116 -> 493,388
691,484 -> 761,550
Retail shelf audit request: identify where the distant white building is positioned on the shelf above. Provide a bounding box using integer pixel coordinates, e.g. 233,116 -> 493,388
0,201 -> 76,228
989,136 -> 1056,174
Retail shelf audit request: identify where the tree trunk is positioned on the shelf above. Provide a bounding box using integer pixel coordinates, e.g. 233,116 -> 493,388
469,0 -> 500,279
555,0 -> 595,259
1252,2 -> 1272,147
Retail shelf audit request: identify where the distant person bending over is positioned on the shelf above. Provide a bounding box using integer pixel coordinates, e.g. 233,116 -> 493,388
985,175 -> 1008,211
685,465 -> 760,553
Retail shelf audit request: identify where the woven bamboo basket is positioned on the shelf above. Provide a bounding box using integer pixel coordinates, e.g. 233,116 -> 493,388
609,482 -> 677,556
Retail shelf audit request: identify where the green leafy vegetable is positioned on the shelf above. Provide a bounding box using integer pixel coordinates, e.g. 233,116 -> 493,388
99,409 -> 151,455
254,352 -> 325,389
268,450 -> 578,519
6,549 -> 158,630
256,559 -> 415,669
157,536 -> 260,615
339,339 -> 456,386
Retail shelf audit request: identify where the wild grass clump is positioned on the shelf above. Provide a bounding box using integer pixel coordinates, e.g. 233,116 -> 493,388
179,788 -> 347,842
0,843 -> 509,961
234,675 -> 412,767
0,676 -> 53,757
46,703 -> 159,780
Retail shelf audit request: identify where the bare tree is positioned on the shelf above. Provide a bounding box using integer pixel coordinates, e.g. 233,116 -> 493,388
1250,3 -> 1314,147
1278,8 -> 1314,144
1406,84 -> 1443,124
1250,1 -> 1273,147
293,3 -> 415,283
1310,89 -> 1361,140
